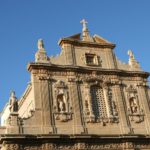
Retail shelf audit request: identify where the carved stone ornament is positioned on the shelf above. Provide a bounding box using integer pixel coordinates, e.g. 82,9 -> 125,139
35,39 -> 50,63
4,144 -> 20,150
126,85 -> 144,123
3,141 -> 150,150
83,80 -> 119,124
80,19 -> 94,42
128,50 -> 141,69
53,80 -> 73,122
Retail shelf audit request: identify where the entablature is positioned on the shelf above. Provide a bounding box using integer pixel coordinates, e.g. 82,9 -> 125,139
27,63 -> 150,79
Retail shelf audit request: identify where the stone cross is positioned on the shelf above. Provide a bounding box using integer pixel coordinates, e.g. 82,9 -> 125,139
80,19 -> 88,31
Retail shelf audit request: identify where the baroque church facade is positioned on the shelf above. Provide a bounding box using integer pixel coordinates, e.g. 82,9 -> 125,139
0,20 -> 150,150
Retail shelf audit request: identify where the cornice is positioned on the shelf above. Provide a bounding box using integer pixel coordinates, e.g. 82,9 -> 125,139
1,134 -> 150,140
27,63 -> 150,78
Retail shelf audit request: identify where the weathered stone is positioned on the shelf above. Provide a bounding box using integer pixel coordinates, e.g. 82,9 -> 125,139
0,20 -> 150,150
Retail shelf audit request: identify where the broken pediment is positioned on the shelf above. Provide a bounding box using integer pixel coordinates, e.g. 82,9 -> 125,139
93,34 -> 112,44
66,33 -> 81,40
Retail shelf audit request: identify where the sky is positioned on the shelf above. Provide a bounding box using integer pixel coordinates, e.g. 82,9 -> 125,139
0,0 -> 150,111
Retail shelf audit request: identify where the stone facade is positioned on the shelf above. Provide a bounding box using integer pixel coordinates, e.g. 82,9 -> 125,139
0,20 -> 150,150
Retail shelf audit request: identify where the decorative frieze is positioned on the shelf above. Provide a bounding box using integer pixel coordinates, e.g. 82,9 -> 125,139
3,141 -> 150,150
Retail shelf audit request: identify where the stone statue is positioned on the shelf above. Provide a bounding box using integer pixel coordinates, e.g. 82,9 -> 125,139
128,50 -> 135,60
127,50 -> 140,69
57,90 -> 68,113
37,39 -> 44,50
57,94 -> 66,112
130,98 -> 138,113
54,80 -> 72,122
9,91 -> 18,113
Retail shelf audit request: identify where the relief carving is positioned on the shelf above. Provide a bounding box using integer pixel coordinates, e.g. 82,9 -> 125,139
83,84 -> 95,123
3,141 -> 150,150
53,80 -> 73,122
5,144 -> 20,150
41,143 -> 54,150
83,79 -> 119,124
107,87 -> 119,123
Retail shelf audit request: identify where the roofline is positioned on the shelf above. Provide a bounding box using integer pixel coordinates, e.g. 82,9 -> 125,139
58,38 -> 116,49
18,82 -> 32,108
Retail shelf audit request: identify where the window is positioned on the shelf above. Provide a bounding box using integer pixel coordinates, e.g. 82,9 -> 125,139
90,86 -> 107,120
85,53 -> 98,65
86,54 -> 95,65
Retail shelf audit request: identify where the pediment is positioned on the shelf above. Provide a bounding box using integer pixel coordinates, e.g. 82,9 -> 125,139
66,33 -> 81,40
93,34 -> 112,44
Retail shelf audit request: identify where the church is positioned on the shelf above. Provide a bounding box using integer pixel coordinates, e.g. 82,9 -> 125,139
0,20 -> 150,150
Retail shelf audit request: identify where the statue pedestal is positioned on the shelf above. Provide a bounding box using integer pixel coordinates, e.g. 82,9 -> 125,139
5,112 -> 20,134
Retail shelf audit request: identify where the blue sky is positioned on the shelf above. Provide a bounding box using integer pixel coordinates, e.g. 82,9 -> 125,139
0,0 -> 150,110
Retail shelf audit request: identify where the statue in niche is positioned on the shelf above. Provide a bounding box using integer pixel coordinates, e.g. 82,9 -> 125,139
54,80 -> 72,122
128,89 -> 139,115
127,85 -> 144,123
9,91 -> 18,113
129,97 -> 138,114
57,91 -> 67,113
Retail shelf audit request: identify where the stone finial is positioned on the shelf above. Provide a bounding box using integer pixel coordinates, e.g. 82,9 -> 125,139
80,19 -> 93,42
35,39 -> 50,63
127,50 -> 140,70
9,91 -> 18,113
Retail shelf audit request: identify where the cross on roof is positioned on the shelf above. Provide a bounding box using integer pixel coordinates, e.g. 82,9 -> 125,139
80,19 -> 88,31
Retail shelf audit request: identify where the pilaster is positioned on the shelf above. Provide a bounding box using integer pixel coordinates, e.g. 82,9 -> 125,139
68,81 -> 86,134
112,83 -> 130,134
